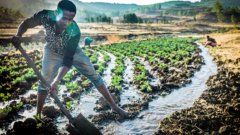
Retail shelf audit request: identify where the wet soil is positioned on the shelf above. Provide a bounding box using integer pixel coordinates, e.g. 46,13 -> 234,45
155,34 -> 240,134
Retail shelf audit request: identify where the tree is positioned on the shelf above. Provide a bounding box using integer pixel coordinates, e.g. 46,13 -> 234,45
193,16 -> 197,22
212,1 -> 226,22
123,13 -> 139,23
231,15 -> 237,24
217,12 -> 225,22
212,0 -> 223,13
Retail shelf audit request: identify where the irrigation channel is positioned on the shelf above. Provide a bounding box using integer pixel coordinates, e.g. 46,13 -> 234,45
0,42 -> 217,134
101,42 -> 218,134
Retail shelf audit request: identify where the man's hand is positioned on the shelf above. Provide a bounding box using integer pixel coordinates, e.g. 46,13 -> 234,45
50,80 -> 59,94
11,36 -> 21,49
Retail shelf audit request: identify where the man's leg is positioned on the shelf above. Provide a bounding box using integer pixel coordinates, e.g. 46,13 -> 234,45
36,90 -> 48,116
96,84 -> 128,117
211,42 -> 217,47
73,48 -> 128,117
37,47 -> 62,117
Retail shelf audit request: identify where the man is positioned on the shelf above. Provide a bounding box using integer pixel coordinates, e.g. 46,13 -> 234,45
205,35 -> 217,47
84,37 -> 93,47
12,0 -> 128,118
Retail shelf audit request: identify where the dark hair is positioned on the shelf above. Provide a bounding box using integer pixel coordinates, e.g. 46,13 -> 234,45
57,0 -> 76,13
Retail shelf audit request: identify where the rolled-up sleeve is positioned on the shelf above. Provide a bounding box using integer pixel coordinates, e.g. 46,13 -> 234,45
17,10 -> 47,36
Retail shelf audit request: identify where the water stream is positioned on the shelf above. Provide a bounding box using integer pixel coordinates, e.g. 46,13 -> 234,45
120,57 -> 143,105
101,42 -> 217,134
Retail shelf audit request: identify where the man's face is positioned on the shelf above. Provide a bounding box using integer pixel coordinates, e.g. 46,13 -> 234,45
57,9 -> 75,29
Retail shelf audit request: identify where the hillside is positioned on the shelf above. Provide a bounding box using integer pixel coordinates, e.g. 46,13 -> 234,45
0,0 -> 239,22
200,0 -> 240,7
0,0 -> 140,21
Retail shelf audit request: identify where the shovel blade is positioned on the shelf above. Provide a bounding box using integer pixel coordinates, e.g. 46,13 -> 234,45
71,113 -> 102,135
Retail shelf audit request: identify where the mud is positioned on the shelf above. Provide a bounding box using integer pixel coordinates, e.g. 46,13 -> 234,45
155,67 -> 240,134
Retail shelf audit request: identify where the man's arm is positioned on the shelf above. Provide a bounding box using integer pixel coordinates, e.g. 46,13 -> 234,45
16,10 -> 46,37
12,10 -> 46,45
50,66 -> 70,93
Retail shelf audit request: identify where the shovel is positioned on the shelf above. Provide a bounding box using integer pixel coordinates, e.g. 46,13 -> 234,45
11,40 -> 102,135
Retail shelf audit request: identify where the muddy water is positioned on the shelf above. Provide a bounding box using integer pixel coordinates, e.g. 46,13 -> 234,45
102,42 -> 217,134
57,52 -> 115,133
120,57 -> 142,105
139,57 -> 161,87
72,52 -> 116,115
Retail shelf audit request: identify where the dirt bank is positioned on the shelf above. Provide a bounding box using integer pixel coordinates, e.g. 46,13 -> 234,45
155,31 -> 240,134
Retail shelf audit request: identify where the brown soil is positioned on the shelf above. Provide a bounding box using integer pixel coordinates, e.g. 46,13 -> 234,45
155,31 -> 240,134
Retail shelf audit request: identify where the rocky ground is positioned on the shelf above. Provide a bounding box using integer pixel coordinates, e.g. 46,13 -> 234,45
155,30 -> 240,134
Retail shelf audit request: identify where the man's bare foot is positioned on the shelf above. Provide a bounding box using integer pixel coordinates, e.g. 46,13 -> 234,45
112,106 -> 129,118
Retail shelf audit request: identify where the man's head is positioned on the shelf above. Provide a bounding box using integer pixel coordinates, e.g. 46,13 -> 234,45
206,35 -> 210,39
56,0 -> 76,29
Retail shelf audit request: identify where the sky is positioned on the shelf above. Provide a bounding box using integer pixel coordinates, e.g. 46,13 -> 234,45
79,0 -> 201,5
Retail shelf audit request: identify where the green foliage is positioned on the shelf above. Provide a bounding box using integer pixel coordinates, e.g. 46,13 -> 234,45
62,72 -> 73,82
31,82 -> 38,91
81,79 -> 91,87
140,81 -> 152,92
94,38 -> 198,93
111,75 -> 123,91
0,101 -> 23,115
0,50 -> 42,101
36,123 -> 42,129
138,3 -> 161,13
12,76 -> 26,85
0,6 -> 24,22
66,82 -> 80,93
123,13 -> 142,23
0,93 -> 11,101
24,69 -> 37,81
159,63 -> 168,69
66,101 -> 73,110
103,53 -> 111,62
90,52 -> 99,64
216,12 -> 225,22
212,1 -> 223,13
231,15 -> 238,24
85,15 -> 112,23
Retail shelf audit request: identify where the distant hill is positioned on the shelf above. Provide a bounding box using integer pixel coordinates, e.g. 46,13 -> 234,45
0,0 -> 140,22
76,1 -> 139,13
200,0 -> 240,7
140,0 -> 240,17
157,0 -> 240,8
160,1 -> 194,9
0,0 -> 239,22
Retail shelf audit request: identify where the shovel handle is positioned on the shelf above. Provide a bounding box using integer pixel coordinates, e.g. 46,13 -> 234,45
12,41 -> 102,135
12,43 -> 75,123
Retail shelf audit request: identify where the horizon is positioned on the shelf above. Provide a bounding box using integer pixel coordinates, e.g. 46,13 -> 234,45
78,0 -> 201,5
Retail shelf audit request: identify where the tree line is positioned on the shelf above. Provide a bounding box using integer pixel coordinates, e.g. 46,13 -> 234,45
212,1 -> 240,24
85,13 -> 143,23
0,7 -> 23,23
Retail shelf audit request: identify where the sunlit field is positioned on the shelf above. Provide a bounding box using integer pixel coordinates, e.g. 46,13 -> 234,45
0,0 -> 240,134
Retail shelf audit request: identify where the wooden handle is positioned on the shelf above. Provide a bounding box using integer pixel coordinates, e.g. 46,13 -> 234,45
13,43 -> 75,122
12,42 -> 102,134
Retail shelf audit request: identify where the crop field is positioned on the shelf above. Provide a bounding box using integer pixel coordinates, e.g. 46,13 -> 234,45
1,0 -> 240,134
0,37 -> 205,134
